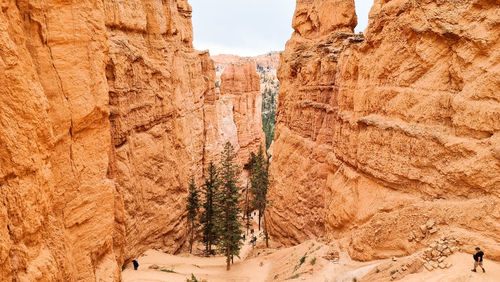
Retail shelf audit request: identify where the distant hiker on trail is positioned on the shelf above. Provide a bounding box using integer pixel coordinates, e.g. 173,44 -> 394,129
471,247 -> 485,273
251,236 -> 257,247
132,259 -> 139,271
251,229 -> 254,234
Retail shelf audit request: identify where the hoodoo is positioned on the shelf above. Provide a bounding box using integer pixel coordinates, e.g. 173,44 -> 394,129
268,0 -> 500,261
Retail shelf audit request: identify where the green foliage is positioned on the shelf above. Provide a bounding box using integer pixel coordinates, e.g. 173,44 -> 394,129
250,146 -> 269,231
299,254 -> 307,266
215,81 -> 220,88
216,142 -> 244,270
160,269 -> 175,273
390,270 -> 396,275
200,162 -> 220,255
186,177 -> 200,253
186,274 -> 207,282
310,257 -> 316,265
288,274 -> 300,279
294,253 -> 307,272
261,86 -> 278,149
352,278 -> 358,282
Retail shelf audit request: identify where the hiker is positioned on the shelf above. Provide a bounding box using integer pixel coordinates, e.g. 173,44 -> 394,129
132,259 -> 139,270
251,229 -> 254,235
242,234 -> 246,240
472,247 -> 485,273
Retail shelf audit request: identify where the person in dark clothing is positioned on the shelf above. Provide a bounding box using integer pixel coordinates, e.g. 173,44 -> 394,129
132,259 -> 139,271
471,247 -> 485,273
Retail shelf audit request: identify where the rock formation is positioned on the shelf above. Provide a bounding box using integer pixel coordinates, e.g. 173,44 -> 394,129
105,0 -> 215,261
219,62 -> 265,168
0,0 -> 218,280
204,61 -> 265,173
268,0 -> 500,262
213,53 -> 279,149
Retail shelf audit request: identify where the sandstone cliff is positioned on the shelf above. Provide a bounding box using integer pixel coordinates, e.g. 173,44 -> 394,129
219,62 -> 266,168
268,0 -> 500,262
105,0 -> 216,261
213,53 -> 279,149
0,0 -> 217,280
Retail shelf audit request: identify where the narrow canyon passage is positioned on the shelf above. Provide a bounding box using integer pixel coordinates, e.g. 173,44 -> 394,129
0,0 -> 499,281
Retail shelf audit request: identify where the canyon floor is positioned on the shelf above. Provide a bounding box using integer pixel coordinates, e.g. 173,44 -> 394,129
122,218 -> 500,282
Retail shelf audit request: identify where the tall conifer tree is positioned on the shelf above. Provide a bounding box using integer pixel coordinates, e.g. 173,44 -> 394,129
186,177 -> 200,254
250,146 -> 269,231
216,142 -> 243,270
200,161 -> 219,255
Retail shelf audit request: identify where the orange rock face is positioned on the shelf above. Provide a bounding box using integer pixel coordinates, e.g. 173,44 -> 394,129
105,0 -> 216,262
0,0 -> 217,280
268,0 -> 500,261
219,62 -> 266,168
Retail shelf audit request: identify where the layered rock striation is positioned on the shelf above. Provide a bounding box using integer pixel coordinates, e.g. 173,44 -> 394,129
220,62 -> 265,167
268,0 -> 500,261
0,0 -> 221,280
213,54 -> 279,149
205,61 -> 266,171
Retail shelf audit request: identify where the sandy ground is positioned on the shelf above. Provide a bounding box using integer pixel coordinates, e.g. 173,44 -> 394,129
123,243 -> 500,282
122,215 -> 500,281
403,253 -> 500,282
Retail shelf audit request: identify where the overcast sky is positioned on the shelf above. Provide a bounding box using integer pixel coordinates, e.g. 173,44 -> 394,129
191,0 -> 373,56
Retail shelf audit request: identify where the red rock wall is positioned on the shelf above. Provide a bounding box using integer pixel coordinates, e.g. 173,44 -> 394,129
105,0 -> 216,260
269,0 -> 500,261
220,62 -> 266,168
0,0 -> 217,280
1,0 -> 121,280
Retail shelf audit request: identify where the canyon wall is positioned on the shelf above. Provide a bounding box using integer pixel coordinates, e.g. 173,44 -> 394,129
213,53 -> 279,150
268,0 -> 500,261
105,0 -> 215,260
0,0 -> 217,280
220,62 -> 265,168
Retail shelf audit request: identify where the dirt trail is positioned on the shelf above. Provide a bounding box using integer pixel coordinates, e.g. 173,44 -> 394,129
123,215 -> 500,282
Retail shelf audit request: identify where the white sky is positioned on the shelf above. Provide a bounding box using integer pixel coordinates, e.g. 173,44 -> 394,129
191,0 -> 373,56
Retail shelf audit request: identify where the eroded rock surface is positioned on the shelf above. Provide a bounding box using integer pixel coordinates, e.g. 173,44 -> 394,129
0,0 -> 217,280
206,62 -> 266,170
213,53 -> 279,150
268,0 -> 500,261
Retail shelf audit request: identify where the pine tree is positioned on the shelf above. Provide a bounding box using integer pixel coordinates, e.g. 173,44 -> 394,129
200,161 -> 220,256
186,177 -> 200,254
250,146 -> 269,231
216,142 -> 243,271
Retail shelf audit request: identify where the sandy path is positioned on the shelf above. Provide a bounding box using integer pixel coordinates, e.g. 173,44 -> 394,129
123,216 -> 269,282
403,253 -> 500,282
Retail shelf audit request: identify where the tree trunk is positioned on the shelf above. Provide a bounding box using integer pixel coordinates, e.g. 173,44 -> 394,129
263,211 -> 269,248
258,210 -> 262,231
226,243 -> 231,270
189,221 -> 194,254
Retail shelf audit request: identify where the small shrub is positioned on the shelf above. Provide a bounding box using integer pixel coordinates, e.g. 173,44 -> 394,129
161,269 -> 175,273
352,278 -> 357,282
299,254 -> 307,265
186,274 -> 198,282
390,270 -> 396,275
288,273 -> 300,279
274,274 -> 279,280
376,268 -> 380,273
310,257 -> 316,265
